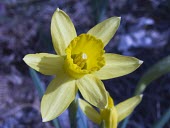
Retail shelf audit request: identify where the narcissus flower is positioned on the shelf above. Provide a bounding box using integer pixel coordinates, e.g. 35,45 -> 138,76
79,94 -> 143,128
23,8 -> 143,122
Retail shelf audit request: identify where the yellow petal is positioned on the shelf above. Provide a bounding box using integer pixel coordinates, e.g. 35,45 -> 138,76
115,95 -> 143,122
112,107 -> 118,128
100,107 -> 118,128
94,53 -> 143,80
23,53 -> 64,75
87,17 -> 121,46
78,99 -> 101,124
76,74 -> 107,109
51,8 -> 77,55
107,94 -> 114,109
41,73 -> 77,122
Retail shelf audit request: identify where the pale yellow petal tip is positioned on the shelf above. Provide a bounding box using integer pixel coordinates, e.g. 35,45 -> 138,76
42,118 -> 47,122
23,55 -> 28,62
139,60 -> 143,65
23,56 -> 26,61
57,8 -> 60,11
140,94 -> 143,99
42,118 -> 50,122
118,17 -> 121,20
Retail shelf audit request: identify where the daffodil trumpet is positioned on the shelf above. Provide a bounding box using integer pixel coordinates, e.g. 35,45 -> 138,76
79,94 -> 143,128
23,8 -> 143,122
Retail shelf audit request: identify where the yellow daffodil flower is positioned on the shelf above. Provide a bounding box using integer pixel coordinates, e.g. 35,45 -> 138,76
79,94 -> 143,128
23,8 -> 143,122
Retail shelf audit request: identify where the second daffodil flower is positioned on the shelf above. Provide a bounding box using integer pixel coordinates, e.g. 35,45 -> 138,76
79,93 -> 143,128
23,8 -> 143,122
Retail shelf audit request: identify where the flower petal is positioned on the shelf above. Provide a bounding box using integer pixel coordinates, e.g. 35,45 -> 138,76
87,17 -> 121,46
100,107 -> 118,128
41,73 -> 77,122
94,53 -> 143,80
51,8 -> 77,55
23,53 -> 64,75
79,99 -> 101,125
76,74 -> 107,109
115,95 -> 143,122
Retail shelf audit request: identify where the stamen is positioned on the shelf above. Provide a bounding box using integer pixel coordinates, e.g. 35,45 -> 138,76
73,52 -> 87,69
82,53 -> 87,59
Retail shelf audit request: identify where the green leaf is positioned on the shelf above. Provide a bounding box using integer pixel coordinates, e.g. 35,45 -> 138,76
29,68 -> 45,97
135,55 -> 170,95
69,99 -> 78,128
76,93 -> 88,128
153,107 -> 170,128
119,116 -> 130,128
52,119 -> 61,128
90,0 -> 109,23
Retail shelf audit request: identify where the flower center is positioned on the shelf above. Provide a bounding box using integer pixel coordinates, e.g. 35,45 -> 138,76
72,52 -> 87,69
64,34 -> 105,79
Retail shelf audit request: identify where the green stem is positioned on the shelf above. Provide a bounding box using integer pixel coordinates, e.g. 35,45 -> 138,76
29,68 -> 45,98
100,121 -> 105,128
119,116 -> 130,128
69,99 -> 78,128
52,119 -> 61,128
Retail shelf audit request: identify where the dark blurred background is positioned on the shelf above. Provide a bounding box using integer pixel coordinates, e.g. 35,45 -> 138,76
0,0 -> 170,128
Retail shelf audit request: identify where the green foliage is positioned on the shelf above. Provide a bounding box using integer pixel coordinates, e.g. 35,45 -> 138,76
77,93 -> 88,128
153,108 -> 170,128
29,68 -> 61,128
29,68 -> 45,97
135,55 -> 170,95
69,99 -> 78,128
91,0 -> 109,23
